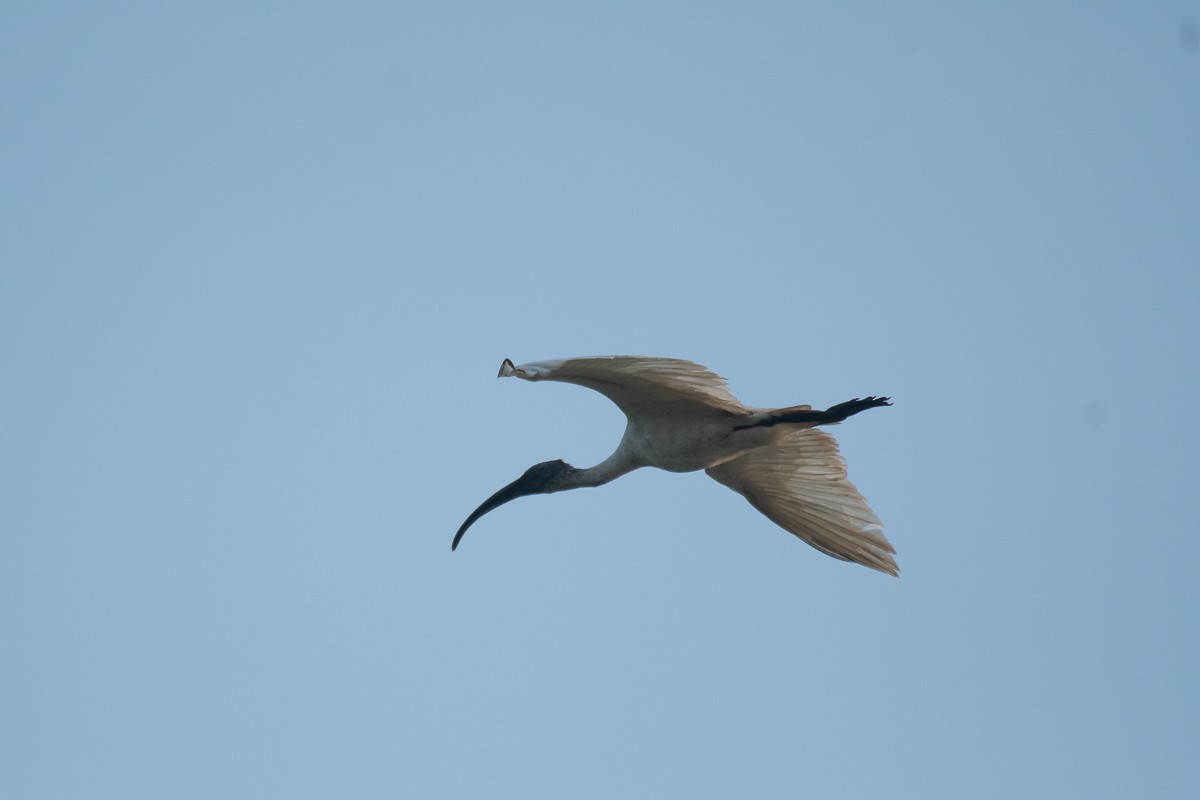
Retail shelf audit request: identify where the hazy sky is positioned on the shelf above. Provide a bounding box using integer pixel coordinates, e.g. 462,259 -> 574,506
3,3 -> 1198,798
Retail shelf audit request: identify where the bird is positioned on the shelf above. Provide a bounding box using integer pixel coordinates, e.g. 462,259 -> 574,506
452,356 -> 898,575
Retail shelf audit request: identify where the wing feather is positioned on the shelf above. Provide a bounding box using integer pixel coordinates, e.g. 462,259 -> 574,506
499,356 -> 747,418
706,428 -> 898,575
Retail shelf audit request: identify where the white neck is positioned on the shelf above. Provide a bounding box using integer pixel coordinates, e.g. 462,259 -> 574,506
564,447 -> 642,489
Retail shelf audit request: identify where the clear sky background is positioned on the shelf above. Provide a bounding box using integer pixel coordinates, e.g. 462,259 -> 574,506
3,2 -> 1198,798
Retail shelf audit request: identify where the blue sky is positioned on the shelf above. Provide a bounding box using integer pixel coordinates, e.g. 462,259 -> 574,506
3,2 -> 1198,797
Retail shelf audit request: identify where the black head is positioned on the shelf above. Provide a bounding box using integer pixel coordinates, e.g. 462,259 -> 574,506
451,460 -> 578,551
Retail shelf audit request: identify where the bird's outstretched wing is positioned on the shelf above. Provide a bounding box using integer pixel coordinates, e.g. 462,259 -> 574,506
498,356 -> 748,418
706,428 -> 898,575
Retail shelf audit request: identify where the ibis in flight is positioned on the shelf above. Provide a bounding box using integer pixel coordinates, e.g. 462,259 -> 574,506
452,356 -> 898,575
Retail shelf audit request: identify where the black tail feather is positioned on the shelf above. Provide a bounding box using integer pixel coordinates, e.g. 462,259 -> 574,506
821,396 -> 892,423
735,396 -> 892,430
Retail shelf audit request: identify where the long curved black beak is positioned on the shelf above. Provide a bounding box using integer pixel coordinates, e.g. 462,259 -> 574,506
451,474 -> 540,551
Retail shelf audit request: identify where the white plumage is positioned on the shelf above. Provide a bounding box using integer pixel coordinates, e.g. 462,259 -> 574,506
455,356 -> 898,575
